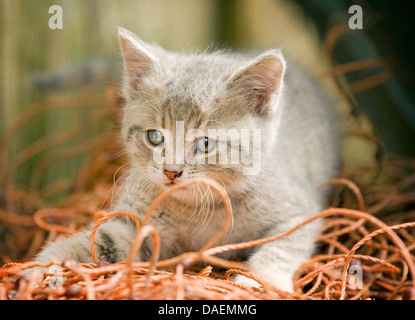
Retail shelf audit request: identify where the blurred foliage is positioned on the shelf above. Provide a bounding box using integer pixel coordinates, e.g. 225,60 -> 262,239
293,0 -> 415,157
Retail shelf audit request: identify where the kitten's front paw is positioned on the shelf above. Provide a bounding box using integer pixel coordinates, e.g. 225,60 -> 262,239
44,264 -> 67,289
23,264 -> 66,289
233,271 -> 294,292
233,274 -> 263,289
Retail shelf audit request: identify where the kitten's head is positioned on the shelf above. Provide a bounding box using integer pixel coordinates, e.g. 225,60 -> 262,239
117,28 -> 285,203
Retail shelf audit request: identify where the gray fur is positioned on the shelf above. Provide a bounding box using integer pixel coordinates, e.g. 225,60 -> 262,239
35,28 -> 341,292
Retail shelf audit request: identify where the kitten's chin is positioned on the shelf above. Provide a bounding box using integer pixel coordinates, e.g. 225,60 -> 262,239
152,179 -> 191,200
153,175 -> 232,204
156,180 -> 211,204
162,185 -> 195,203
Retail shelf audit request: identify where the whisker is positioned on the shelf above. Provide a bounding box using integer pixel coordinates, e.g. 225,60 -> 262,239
104,163 -> 134,209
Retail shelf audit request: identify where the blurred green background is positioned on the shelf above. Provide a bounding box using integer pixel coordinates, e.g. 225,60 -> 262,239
1,0 -> 414,201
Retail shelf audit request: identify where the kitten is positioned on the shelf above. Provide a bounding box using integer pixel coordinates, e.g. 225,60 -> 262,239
35,28 -> 341,292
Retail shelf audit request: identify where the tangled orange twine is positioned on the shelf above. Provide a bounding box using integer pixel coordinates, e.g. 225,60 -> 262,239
2,175 -> 415,300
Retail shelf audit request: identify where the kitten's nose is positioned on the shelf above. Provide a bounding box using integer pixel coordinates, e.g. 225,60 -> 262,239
163,170 -> 183,181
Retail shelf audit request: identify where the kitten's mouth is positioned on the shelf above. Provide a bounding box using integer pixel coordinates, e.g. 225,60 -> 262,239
164,181 -> 189,190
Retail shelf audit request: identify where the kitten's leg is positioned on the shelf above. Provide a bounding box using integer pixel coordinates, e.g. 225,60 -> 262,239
234,220 -> 322,292
35,205 -> 183,265
35,188 -> 154,264
35,216 -> 138,264
25,215 -> 138,288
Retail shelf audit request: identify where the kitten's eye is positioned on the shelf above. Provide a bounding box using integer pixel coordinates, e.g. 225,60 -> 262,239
196,137 -> 216,154
147,130 -> 164,146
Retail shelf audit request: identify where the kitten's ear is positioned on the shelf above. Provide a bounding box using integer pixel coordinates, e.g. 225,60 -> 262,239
228,50 -> 285,115
117,28 -> 160,96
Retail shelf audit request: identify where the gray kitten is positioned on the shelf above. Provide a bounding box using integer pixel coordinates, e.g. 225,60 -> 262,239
35,28 -> 341,292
